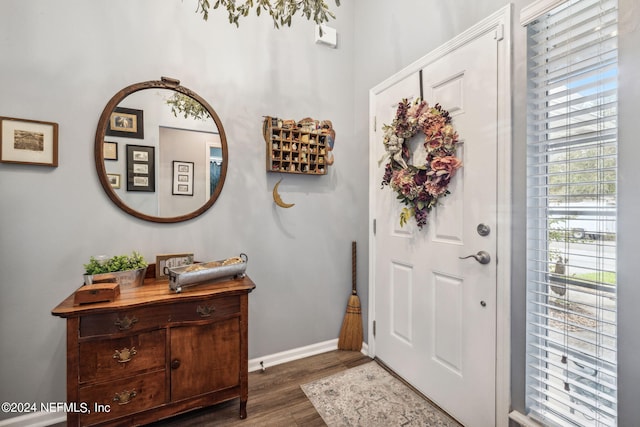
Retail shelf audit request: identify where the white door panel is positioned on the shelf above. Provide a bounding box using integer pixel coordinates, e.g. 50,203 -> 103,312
372,26 -> 500,427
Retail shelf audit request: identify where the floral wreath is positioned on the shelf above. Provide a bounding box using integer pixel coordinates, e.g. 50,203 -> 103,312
380,98 -> 462,229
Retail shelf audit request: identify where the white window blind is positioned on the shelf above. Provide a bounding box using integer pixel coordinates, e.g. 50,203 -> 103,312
525,0 -> 618,426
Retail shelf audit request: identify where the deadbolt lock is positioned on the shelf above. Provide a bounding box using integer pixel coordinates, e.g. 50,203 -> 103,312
477,223 -> 491,236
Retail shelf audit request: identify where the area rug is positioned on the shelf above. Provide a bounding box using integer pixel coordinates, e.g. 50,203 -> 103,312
301,361 -> 462,426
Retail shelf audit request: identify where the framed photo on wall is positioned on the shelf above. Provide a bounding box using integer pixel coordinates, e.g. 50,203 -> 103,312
106,107 -> 144,139
0,116 -> 58,166
126,144 -> 155,192
172,161 -> 194,196
103,141 -> 118,160
107,173 -> 121,189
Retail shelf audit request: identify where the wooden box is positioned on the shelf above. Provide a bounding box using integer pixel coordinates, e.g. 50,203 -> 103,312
74,283 -> 120,305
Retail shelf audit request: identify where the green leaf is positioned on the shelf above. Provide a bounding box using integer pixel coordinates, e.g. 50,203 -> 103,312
399,207 -> 414,228
196,0 -> 339,28
84,251 -> 147,275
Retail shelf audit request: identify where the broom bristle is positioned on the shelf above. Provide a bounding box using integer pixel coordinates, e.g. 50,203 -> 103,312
338,294 -> 363,351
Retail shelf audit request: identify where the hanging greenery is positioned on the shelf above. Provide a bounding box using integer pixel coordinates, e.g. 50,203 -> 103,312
166,93 -> 211,121
196,0 -> 340,29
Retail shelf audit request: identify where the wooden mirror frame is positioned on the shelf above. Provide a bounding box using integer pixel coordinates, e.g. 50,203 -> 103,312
95,77 -> 228,223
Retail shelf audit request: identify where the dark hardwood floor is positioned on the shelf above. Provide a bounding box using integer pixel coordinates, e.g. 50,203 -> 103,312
148,350 -> 372,426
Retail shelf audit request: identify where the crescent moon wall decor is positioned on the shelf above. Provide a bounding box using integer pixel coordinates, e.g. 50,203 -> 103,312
273,179 -> 295,208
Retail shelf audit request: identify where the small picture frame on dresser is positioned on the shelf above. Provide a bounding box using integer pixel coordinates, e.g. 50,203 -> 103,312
156,253 -> 194,279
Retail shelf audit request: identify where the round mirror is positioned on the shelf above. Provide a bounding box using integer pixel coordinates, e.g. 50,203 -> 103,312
95,77 -> 228,223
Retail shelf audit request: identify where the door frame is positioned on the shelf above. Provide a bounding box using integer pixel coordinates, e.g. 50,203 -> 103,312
367,5 -> 512,426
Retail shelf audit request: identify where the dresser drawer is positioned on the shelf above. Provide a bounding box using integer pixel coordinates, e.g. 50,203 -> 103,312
79,329 -> 165,384
170,295 -> 240,323
79,371 -> 165,425
80,306 -> 171,337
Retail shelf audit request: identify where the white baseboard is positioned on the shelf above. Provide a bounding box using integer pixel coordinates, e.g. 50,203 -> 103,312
248,338 -> 369,372
1,340 -> 368,427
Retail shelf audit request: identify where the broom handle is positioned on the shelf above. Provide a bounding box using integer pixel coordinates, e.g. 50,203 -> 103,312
352,241 -> 357,295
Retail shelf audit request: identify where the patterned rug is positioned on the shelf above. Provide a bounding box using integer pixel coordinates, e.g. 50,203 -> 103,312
301,361 -> 462,426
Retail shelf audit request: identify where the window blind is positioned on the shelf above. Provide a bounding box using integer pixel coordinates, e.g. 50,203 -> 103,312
525,0 -> 618,425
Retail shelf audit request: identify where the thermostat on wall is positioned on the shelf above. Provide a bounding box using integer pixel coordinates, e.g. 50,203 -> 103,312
315,24 -> 337,48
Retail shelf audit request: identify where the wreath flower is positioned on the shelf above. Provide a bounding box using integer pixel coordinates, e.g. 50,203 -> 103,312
380,98 -> 462,229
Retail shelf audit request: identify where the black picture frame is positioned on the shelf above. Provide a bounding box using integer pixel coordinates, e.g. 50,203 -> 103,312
172,161 -> 194,196
126,144 -> 155,192
106,107 -> 144,139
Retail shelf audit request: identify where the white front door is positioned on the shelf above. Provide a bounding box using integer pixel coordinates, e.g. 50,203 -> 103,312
370,16 -> 507,427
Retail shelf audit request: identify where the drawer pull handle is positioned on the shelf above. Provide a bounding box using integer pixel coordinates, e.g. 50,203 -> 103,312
114,315 -> 138,331
197,304 -> 216,317
113,389 -> 137,405
171,359 -> 181,370
113,347 -> 137,363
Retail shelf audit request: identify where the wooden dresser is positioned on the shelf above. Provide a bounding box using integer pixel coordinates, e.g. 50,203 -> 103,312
52,273 -> 255,426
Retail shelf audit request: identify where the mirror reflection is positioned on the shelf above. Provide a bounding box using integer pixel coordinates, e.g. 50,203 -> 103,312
95,79 -> 227,223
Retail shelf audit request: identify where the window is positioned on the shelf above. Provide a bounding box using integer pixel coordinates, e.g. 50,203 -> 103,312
524,0 -> 618,425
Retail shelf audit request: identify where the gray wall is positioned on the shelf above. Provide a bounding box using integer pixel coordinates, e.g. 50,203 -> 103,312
1,0 -> 639,424
0,0 -> 362,415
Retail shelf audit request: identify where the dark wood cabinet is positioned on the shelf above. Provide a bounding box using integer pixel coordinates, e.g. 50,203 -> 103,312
52,274 -> 255,426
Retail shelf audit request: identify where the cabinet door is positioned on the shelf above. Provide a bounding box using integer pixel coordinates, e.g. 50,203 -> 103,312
170,318 -> 240,401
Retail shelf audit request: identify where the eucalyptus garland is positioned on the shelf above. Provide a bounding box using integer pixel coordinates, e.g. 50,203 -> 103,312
380,98 -> 462,229
196,0 -> 340,29
166,93 -> 211,121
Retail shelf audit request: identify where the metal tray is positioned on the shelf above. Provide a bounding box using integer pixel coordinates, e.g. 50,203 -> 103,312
166,253 -> 248,293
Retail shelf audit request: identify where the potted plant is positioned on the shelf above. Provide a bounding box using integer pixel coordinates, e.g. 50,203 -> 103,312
83,251 -> 148,288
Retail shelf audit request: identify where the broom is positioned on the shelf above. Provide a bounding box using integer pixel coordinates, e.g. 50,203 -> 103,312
338,241 -> 363,351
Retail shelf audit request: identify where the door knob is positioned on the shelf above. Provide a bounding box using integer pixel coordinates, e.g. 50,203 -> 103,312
459,251 -> 491,265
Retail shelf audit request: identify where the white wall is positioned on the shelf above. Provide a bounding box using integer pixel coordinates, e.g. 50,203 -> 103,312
0,0 -> 362,415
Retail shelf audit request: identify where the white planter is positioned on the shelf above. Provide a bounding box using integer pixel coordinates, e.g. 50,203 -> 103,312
83,267 -> 147,288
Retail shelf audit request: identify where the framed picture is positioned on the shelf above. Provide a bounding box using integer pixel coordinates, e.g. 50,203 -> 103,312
172,161 -> 194,196
107,173 -> 121,189
103,141 -> 118,160
106,107 -> 144,139
126,144 -> 155,192
0,116 -> 58,166
155,253 -> 194,279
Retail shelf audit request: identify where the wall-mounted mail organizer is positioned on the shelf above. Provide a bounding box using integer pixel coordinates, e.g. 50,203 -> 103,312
262,116 -> 335,175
